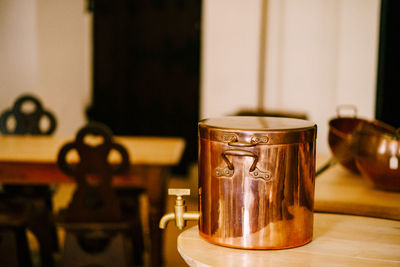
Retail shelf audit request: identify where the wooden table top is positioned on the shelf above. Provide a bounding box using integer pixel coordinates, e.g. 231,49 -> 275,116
315,155 -> 400,220
178,213 -> 400,267
0,135 -> 185,166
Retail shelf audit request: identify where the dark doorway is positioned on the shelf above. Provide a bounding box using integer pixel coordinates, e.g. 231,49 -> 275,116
375,0 -> 400,128
87,0 -> 202,173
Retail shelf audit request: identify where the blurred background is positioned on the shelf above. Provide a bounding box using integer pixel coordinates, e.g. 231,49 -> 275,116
1,1 -> 399,266
0,0 -> 398,173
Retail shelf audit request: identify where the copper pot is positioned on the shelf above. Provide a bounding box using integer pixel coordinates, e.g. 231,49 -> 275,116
355,129 -> 400,192
198,116 -> 317,249
328,106 -> 395,173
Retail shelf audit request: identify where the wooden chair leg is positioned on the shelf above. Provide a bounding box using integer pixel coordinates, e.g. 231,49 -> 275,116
116,188 -> 145,265
28,224 -> 55,267
1,185 -> 60,254
0,225 -> 33,267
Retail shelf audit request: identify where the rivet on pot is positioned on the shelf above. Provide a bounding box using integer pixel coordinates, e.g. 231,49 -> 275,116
251,136 -> 269,144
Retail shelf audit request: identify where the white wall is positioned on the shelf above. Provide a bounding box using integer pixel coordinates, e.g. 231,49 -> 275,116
201,0 -> 381,154
0,0 -> 38,105
200,0 -> 261,117
0,0 -> 92,135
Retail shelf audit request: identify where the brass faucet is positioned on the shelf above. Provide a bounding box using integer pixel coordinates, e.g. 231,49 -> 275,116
159,188 -> 200,230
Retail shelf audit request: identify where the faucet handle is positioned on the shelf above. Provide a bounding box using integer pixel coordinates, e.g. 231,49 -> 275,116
168,188 -> 190,197
159,188 -> 199,230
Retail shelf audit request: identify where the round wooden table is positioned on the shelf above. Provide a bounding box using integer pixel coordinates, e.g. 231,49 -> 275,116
177,213 -> 400,266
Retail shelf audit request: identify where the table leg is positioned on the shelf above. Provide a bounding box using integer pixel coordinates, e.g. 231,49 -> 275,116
144,166 -> 168,267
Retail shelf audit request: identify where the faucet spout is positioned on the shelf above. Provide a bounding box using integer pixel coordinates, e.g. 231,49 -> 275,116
159,213 -> 175,229
159,188 -> 200,230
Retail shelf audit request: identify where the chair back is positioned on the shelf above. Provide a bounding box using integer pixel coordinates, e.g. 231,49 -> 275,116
57,122 -> 130,222
0,94 -> 57,135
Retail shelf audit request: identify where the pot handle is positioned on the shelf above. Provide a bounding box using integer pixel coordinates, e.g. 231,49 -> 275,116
336,104 -> 357,118
222,149 -> 258,172
216,149 -> 271,181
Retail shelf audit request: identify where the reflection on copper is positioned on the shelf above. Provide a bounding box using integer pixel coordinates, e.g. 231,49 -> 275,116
355,132 -> 400,191
378,139 -> 388,155
198,119 -> 317,249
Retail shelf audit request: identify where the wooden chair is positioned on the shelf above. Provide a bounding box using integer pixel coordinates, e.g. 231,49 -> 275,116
57,122 -> 144,267
0,94 -> 58,266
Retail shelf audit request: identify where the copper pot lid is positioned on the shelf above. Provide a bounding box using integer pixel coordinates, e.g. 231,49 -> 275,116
200,116 -> 315,131
199,116 -> 317,145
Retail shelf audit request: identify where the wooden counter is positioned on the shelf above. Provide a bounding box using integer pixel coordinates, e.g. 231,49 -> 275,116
0,135 -> 185,165
178,213 -> 400,267
0,135 -> 185,186
315,155 -> 400,220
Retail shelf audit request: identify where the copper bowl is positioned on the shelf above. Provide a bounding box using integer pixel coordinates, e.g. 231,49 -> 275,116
328,106 -> 395,173
355,130 -> 400,192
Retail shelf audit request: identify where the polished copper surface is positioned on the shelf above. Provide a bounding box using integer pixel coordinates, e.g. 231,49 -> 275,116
198,116 -> 317,249
328,115 -> 395,173
355,130 -> 400,192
